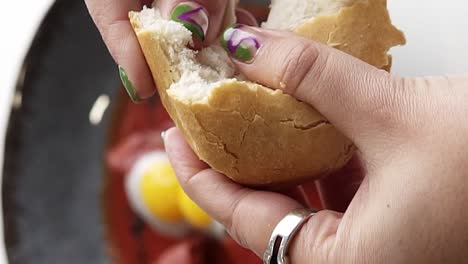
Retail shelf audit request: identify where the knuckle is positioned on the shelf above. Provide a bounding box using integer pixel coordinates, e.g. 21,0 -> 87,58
224,190 -> 254,249
102,21 -> 137,63
102,19 -> 130,45
182,169 -> 212,196
277,40 -> 320,96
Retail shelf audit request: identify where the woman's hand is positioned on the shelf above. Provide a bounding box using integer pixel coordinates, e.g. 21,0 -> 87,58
84,0 -> 256,102
164,25 -> 468,263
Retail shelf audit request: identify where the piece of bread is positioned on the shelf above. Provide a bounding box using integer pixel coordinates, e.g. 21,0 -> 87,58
129,0 -> 405,186
263,0 -> 356,30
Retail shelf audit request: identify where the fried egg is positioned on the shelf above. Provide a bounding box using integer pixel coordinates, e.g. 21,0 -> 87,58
125,151 -> 224,238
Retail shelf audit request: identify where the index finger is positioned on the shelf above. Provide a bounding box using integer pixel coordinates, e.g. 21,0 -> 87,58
85,0 -> 155,101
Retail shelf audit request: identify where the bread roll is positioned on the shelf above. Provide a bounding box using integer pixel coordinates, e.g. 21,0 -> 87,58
129,0 -> 405,186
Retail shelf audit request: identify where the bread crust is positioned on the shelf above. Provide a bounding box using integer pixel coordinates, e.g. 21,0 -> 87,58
129,0 -> 404,186
295,0 -> 405,69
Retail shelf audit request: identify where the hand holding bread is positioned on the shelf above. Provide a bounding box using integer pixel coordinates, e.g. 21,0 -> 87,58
85,0 -> 248,102
86,0 -> 468,263
129,0 -> 404,186
155,2 -> 468,263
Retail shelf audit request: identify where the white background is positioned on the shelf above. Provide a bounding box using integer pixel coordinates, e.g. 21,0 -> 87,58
0,0 -> 467,263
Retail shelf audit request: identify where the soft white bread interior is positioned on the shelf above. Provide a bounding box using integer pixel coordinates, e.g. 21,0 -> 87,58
129,0 -> 405,186
135,9 -> 238,103
263,0 -> 356,30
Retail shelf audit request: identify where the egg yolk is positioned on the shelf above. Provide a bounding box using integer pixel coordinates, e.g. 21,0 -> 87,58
177,189 -> 212,230
139,160 -> 183,223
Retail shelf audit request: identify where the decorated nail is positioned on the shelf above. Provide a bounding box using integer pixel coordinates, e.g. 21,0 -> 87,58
119,66 -> 142,103
171,2 -> 209,41
220,25 -> 261,63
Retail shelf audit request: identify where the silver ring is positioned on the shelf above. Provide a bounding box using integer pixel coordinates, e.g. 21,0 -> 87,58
263,208 -> 317,264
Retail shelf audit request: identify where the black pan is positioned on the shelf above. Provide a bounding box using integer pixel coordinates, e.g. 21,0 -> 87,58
2,0 -> 119,263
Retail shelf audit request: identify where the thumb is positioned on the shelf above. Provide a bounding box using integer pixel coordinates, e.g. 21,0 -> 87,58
220,25 -> 409,147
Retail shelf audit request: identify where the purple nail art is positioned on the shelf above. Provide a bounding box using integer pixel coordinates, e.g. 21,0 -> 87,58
221,25 -> 260,62
172,2 -> 209,40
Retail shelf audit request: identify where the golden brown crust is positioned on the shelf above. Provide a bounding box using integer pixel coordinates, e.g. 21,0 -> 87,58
129,16 -> 354,185
295,0 -> 405,70
329,0 -> 405,68
187,82 -> 354,185
129,0 -> 405,186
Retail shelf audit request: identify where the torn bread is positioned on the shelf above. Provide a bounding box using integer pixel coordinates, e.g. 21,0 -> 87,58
129,0 -> 405,186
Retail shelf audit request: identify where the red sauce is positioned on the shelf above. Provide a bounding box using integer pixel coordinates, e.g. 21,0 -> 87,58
102,5 -> 324,263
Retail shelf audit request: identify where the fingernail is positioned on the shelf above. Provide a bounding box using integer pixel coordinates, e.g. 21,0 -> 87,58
171,2 -> 209,41
220,24 -> 261,63
161,131 -> 167,147
119,66 -> 142,103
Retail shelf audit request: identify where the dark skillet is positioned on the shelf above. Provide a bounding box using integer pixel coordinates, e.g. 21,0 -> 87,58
2,0 -> 118,263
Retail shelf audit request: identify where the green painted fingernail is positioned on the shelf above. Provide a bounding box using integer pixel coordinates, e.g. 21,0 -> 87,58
171,2 -> 209,41
119,66 -> 141,103
220,24 -> 261,63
